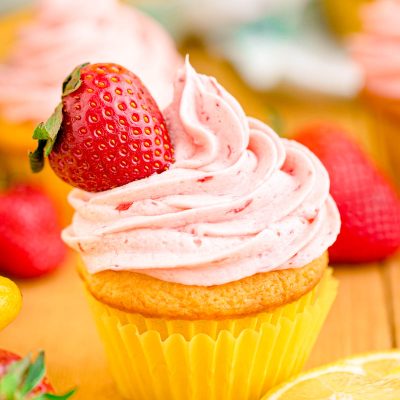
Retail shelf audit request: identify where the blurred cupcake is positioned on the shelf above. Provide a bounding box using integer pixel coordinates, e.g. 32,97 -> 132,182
194,0 -> 392,177
350,0 -> 400,185
0,0 -> 180,130
0,0 -> 181,219
62,61 -> 340,399
211,0 -> 361,97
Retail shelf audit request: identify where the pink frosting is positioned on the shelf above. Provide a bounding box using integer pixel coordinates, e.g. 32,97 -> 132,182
62,60 -> 340,286
0,0 -> 181,122
350,0 -> 400,99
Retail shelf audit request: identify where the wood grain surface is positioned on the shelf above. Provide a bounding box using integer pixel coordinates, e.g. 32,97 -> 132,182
1,252 -> 398,399
0,11 -> 399,400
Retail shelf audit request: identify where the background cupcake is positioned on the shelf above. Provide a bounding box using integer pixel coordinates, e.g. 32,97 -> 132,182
150,0 -> 392,179
52,60 -> 341,399
350,0 -> 400,186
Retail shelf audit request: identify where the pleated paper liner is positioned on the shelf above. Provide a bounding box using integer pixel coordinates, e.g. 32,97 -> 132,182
86,269 -> 337,400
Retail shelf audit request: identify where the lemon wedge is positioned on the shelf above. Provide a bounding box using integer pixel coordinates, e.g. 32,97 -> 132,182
264,351 -> 400,400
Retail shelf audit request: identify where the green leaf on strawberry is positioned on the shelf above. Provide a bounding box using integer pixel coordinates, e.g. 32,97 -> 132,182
29,103 -> 63,172
33,389 -> 76,400
0,355 -> 30,398
62,63 -> 89,97
20,351 -> 45,396
29,62 -> 89,173
0,351 -> 75,400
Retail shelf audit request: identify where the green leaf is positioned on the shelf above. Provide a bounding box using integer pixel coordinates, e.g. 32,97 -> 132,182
42,103 -> 63,156
32,103 -> 63,152
0,353 -> 76,400
29,139 -> 46,173
62,63 -> 89,97
33,388 -> 76,400
29,103 -> 63,173
0,355 -> 31,400
20,352 -> 45,396
29,62 -> 89,173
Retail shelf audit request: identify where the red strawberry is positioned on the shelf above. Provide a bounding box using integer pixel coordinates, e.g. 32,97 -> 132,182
0,185 -> 66,278
0,350 -> 20,376
0,350 -> 75,399
29,63 -> 174,192
295,123 -> 400,263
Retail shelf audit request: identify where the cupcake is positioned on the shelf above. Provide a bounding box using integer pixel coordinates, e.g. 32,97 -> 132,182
35,58 -> 343,400
0,0 -> 181,219
193,0 -> 392,178
350,0 -> 400,185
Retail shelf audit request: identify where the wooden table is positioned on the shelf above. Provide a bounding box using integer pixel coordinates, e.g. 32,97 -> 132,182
0,12 -> 399,399
1,251 -> 398,399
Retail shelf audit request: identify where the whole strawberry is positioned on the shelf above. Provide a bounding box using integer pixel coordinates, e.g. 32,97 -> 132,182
29,63 -> 174,192
0,185 -> 66,278
295,124 -> 400,263
0,350 -> 75,399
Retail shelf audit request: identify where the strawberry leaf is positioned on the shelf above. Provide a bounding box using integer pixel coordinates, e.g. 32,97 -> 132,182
29,103 -> 63,173
29,140 -> 46,173
62,63 -> 89,97
0,355 -> 30,399
29,62 -> 88,173
33,103 -> 63,155
33,388 -> 76,400
20,351 -> 45,396
0,352 -> 76,400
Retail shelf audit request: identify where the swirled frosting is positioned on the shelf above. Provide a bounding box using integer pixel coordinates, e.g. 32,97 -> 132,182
350,0 -> 400,100
62,60 -> 340,286
0,0 -> 181,122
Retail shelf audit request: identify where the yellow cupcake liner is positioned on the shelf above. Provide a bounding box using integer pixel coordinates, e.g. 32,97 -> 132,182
85,269 -> 337,400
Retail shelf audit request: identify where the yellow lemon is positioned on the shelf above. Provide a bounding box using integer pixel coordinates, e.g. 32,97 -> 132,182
263,351 -> 400,400
0,276 -> 22,330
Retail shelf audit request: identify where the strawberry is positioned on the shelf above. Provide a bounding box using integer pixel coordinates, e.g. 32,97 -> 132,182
294,123 -> 400,263
0,185 -> 66,278
29,63 -> 174,192
0,350 -> 75,399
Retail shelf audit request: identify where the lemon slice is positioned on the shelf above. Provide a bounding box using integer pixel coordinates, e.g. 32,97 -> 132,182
0,276 -> 22,330
345,352 -> 400,379
264,351 -> 400,400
